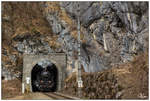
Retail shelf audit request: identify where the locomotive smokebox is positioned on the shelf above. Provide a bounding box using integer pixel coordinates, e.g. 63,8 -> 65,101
31,63 -> 58,92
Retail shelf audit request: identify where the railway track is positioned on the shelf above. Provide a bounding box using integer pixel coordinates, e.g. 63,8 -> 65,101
44,92 -> 79,100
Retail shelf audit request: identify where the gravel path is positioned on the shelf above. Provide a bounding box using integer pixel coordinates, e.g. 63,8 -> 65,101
6,93 -> 53,100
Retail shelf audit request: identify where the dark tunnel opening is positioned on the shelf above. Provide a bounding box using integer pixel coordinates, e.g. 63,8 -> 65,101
2,76 -> 5,80
31,63 -> 58,92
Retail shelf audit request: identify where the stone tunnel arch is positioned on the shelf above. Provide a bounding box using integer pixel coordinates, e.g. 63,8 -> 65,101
22,53 -> 67,93
31,60 -> 58,92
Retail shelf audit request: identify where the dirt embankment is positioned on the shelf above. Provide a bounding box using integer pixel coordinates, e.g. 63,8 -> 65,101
113,52 -> 149,99
62,52 -> 148,99
2,79 -> 22,99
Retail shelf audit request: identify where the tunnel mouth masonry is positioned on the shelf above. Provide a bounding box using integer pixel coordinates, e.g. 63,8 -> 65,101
31,62 -> 58,92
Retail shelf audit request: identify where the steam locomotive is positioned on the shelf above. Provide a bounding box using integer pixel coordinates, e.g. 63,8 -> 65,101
32,64 -> 57,92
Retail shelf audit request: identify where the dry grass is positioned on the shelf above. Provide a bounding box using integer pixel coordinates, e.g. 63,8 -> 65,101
2,79 -> 22,99
2,2 -> 52,40
62,70 -> 121,99
111,52 -> 148,99
62,52 -> 148,99
2,2 -> 54,72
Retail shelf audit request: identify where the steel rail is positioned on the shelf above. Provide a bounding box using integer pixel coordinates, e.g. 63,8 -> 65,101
44,92 -> 76,100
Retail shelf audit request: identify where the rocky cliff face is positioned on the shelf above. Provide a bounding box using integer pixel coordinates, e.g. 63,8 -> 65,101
2,2 -> 149,78
42,2 -> 148,72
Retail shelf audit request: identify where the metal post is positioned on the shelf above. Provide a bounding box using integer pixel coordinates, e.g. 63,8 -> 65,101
22,83 -> 25,94
77,2 -> 83,98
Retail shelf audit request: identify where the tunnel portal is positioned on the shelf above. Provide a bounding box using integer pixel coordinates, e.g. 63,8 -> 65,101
22,53 -> 66,93
31,62 -> 58,92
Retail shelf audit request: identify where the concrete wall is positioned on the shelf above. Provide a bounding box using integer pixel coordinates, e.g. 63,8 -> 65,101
22,53 -> 67,92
